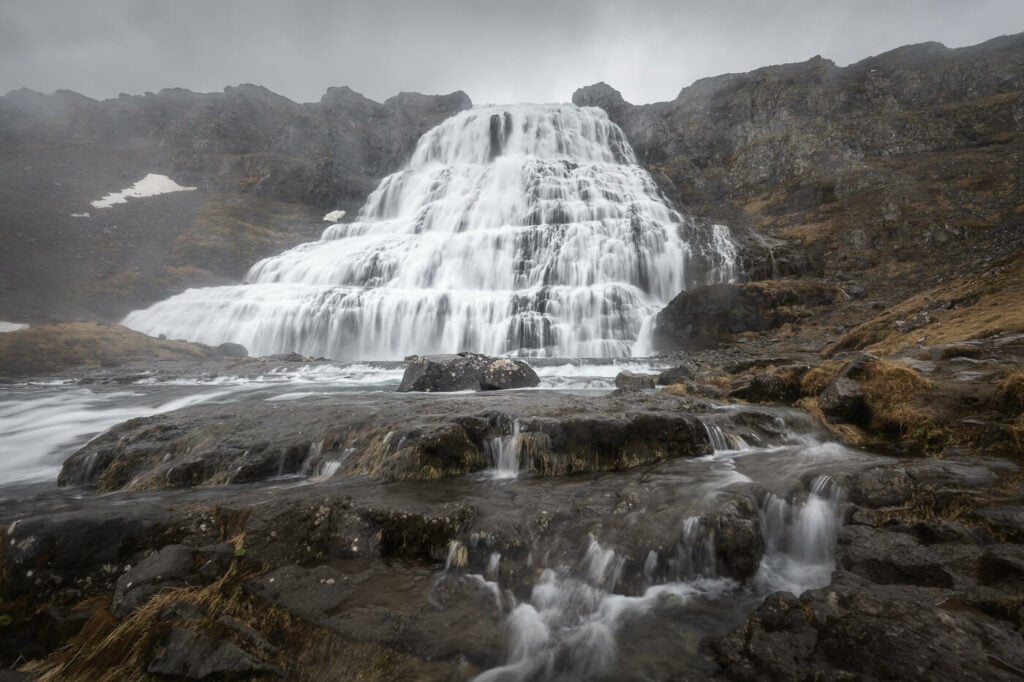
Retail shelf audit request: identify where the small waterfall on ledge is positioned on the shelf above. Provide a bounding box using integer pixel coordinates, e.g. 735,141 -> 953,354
123,104 -> 739,359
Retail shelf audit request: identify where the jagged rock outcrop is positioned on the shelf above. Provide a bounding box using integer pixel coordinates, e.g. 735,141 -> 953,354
653,280 -> 844,352
711,456 -> 1024,681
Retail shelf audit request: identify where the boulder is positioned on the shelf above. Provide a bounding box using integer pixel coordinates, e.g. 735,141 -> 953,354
729,372 -> 799,404
819,377 -> 868,425
397,353 -> 539,392
614,370 -> 657,391
652,281 -> 843,352
656,364 -> 695,385
212,342 -> 248,358
112,543 -> 234,617
147,627 -> 283,679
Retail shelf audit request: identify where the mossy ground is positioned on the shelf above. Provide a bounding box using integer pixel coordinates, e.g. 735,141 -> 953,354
0,322 -> 211,376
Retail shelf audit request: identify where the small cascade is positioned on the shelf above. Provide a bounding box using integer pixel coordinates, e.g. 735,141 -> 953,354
756,475 -> 845,594
445,540 -> 469,571
300,443 -> 354,482
704,423 -> 750,453
474,536 -> 735,682
485,551 -> 502,581
474,476 -> 850,679
582,533 -> 626,590
486,419 -> 522,479
122,104 -> 740,359
674,516 -> 718,579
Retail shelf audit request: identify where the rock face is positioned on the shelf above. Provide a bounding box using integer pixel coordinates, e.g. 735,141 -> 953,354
653,280 -> 843,352
711,456 -> 1024,681
574,36 -> 1024,293
397,353 -> 540,392
0,85 -> 471,321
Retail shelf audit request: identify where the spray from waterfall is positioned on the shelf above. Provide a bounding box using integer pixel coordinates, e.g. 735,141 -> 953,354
123,104 -> 739,359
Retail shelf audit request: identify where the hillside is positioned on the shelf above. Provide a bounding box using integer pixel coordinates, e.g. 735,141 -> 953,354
574,32 -> 1024,353
0,85 -> 470,320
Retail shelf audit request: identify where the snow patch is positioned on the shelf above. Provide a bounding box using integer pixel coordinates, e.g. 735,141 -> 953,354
70,212 -> 90,218
91,174 -> 197,209
0,322 -> 28,333
323,210 -> 346,222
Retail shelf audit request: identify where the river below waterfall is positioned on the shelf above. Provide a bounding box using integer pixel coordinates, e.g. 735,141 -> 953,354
0,359 -> 883,680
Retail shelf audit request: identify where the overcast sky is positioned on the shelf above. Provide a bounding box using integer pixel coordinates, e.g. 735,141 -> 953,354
2,0 -> 1023,105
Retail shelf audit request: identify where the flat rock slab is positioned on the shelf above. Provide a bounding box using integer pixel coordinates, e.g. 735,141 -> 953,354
58,391 -> 756,491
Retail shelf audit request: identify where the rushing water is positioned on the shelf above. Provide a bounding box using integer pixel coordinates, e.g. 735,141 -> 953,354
451,435 -> 866,681
0,359 -> 662,484
123,105 -> 738,359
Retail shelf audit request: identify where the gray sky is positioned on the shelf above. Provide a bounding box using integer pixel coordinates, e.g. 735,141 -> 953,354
2,0 -> 1023,105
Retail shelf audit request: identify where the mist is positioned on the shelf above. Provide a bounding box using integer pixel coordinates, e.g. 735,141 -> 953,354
2,0 -> 1024,104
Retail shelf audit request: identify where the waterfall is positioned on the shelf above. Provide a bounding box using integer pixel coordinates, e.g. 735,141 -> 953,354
123,104 -> 738,359
486,419 -> 522,479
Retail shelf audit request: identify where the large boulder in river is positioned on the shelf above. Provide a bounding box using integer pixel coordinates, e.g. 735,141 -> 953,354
614,371 -> 657,391
397,353 -> 539,392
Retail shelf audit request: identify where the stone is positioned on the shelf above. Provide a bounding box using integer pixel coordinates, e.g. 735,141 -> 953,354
147,627 -> 283,679
729,372 -> 798,404
113,544 -> 199,617
213,342 -> 248,358
652,281 -> 842,352
849,465 -> 914,508
818,377 -> 868,425
656,364 -> 695,385
614,370 -> 657,391
397,353 -> 538,392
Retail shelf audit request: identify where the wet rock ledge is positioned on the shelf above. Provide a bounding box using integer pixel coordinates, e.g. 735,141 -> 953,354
57,390 -> 797,492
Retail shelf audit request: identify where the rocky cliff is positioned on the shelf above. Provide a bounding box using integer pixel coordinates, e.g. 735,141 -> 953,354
575,33 -> 1024,353
0,85 -> 470,320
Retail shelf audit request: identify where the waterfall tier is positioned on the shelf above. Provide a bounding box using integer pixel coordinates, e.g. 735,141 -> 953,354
124,104 -> 738,359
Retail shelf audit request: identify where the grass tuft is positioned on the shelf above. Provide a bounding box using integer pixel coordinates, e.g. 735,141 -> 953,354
993,371 -> 1024,416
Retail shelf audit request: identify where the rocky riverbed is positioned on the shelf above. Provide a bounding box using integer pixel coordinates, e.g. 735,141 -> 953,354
1,331 -> 1023,680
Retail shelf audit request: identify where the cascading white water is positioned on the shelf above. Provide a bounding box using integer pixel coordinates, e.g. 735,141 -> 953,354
472,476 -> 847,681
123,104 -> 738,359
486,419 -> 523,479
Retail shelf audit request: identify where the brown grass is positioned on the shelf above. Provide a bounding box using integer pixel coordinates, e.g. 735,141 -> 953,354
0,323 -> 211,376
799,360 -> 844,396
1010,415 -> 1024,453
662,383 -> 691,397
993,371 -> 1024,416
826,253 -> 1024,356
22,553 -> 443,682
796,396 -> 868,445
861,358 -> 935,436
23,556 -> 289,681
795,357 -> 938,446
779,221 -> 835,244
172,193 -> 321,276
706,374 -> 734,389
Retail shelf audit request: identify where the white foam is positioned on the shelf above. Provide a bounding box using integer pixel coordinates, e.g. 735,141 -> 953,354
91,173 -> 197,209
0,322 -> 28,333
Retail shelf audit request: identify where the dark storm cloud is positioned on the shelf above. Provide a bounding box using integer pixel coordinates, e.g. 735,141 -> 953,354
2,0 -> 1023,105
